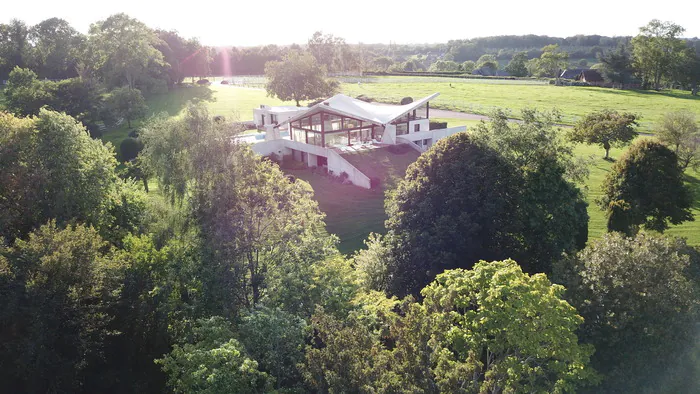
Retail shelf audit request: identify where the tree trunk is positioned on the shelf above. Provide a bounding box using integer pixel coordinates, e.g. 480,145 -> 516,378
142,177 -> 149,193
127,117 -> 132,129
604,140 -> 611,159
295,98 -> 300,107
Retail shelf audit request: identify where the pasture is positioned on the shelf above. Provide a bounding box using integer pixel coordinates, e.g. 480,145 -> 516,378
341,76 -> 700,132
95,80 -> 700,251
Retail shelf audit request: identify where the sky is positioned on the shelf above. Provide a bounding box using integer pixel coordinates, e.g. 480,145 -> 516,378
3,0 -> 700,47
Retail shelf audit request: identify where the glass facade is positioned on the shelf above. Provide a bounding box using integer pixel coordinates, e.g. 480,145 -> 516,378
290,109 -> 421,147
396,123 -> 408,135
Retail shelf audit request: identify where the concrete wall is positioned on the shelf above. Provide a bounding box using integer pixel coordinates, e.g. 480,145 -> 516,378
327,150 -> 372,189
402,126 -> 467,147
251,139 -> 371,189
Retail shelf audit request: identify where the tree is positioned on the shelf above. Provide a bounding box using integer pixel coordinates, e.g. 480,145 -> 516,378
106,86 -> 148,128
475,54 -> 498,71
305,262 -> 599,393
140,103 -> 338,316
384,133 -> 522,297
2,66 -> 53,116
598,43 -> 634,85
555,232 -> 700,392
371,56 -> 394,72
599,139 -> 693,235
632,20 -> 687,90
422,261 -> 598,393
239,307 -> 308,389
569,109 -> 638,159
156,317 -> 273,393
28,17 -> 83,79
0,109 -> 144,244
460,60 -> 475,73
656,110 -> 699,170
86,13 -> 166,91
307,31 -> 349,72
472,109 -> 589,274
428,60 -> 459,72
536,44 -> 569,77
0,19 -> 30,80
504,51 -> 528,76
0,222 -> 121,393
264,50 -> 337,106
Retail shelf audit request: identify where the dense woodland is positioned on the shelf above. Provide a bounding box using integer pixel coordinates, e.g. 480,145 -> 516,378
1,12 -> 700,394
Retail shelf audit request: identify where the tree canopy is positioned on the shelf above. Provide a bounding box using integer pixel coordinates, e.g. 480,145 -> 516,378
599,139 -> 694,235
555,232 -> 700,392
569,109 -> 638,159
264,50 -> 338,107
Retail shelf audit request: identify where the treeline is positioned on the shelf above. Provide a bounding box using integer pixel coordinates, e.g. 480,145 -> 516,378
1,100 -> 698,392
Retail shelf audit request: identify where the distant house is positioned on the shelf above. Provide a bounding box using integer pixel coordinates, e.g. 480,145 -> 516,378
560,69 -> 585,79
577,69 -> 604,86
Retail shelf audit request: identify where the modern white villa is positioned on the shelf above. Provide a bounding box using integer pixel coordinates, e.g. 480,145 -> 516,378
253,105 -> 307,131
250,93 -> 466,189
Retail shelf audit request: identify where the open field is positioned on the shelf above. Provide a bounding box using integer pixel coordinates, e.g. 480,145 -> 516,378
340,76 -> 700,132
100,84 -> 296,150
77,81 -> 700,250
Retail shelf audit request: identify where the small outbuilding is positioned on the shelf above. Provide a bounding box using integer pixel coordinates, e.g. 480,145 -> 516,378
577,69 -> 604,85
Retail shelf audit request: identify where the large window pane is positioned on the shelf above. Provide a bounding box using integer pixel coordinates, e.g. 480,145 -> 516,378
325,132 -> 348,147
396,123 -> 408,135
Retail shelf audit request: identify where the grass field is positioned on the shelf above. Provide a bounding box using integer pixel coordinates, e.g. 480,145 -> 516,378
341,76 -> 700,132
96,80 -> 700,251
100,84 -> 296,151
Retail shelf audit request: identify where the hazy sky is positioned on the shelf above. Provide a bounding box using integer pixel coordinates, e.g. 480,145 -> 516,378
3,0 -> 700,46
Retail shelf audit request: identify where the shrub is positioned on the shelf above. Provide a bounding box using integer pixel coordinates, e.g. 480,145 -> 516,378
400,97 -> 413,105
355,94 -> 374,102
196,79 -> 210,85
128,129 -> 140,138
429,121 -> 448,130
120,137 -> 144,162
339,171 -> 349,180
370,176 -> 381,189
220,80 -> 229,85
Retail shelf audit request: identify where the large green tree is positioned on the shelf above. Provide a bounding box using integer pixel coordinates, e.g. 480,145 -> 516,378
569,109 -> 638,159
656,110 -> 700,170
0,109 -> 145,244
86,13 -> 166,91
140,103 -> 338,316
106,86 -> 148,128
28,17 -> 84,79
555,232 -> 700,393
384,132 -> 522,297
156,316 -> 273,394
305,261 -> 599,393
0,222 -> 121,393
598,43 -> 634,85
472,109 -> 589,273
0,19 -> 30,80
632,20 -> 687,90
264,49 -> 337,106
504,51 -> 529,76
600,139 -> 693,235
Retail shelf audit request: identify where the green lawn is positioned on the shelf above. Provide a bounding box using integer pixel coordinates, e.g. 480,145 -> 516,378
101,84 -> 296,152
287,168 -> 387,255
97,82 -> 700,251
341,77 -> 700,132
